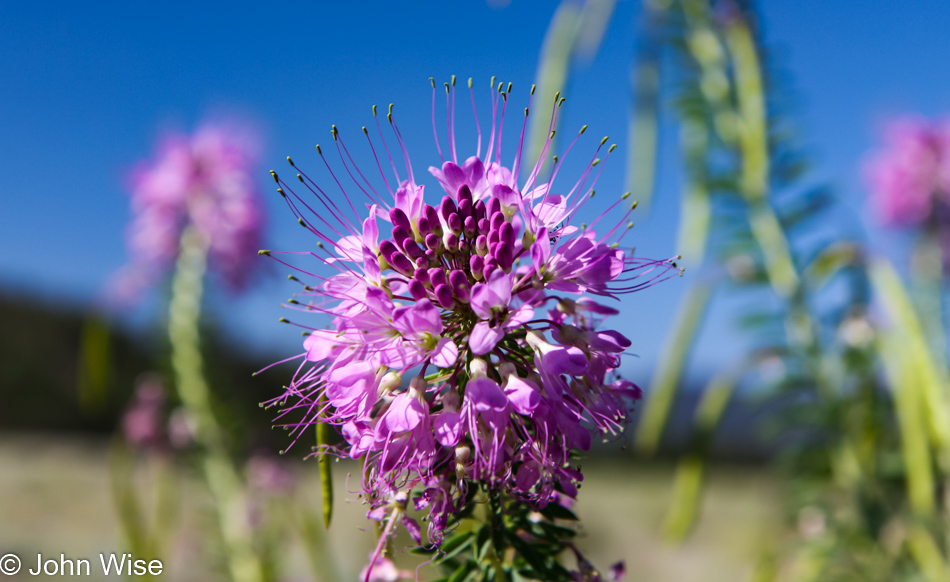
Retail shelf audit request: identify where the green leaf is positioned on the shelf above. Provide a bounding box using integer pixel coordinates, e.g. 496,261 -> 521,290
439,531 -> 475,563
539,503 -> 579,521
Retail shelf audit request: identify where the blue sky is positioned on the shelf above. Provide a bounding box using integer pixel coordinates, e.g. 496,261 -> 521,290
2,1 -> 949,384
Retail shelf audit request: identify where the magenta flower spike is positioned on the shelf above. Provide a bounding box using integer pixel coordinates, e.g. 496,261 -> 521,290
262,77 -> 678,574
111,122 -> 266,302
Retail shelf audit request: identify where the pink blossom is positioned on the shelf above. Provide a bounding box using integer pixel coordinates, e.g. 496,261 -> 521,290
261,78 -> 678,572
863,116 -> 950,227
111,122 -> 265,302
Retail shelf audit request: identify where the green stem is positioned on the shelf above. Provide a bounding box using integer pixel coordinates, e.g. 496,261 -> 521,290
636,279 -> 715,455
169,226 -> 266,582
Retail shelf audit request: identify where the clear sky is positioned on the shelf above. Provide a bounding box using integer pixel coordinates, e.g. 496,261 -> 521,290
2,1 -> 950,384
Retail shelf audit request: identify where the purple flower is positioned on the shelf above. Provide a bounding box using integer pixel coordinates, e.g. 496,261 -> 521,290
863,116 -> 950,227
122,374 -> 167,451
262,78 -> 677,566
111,122 -> 265,302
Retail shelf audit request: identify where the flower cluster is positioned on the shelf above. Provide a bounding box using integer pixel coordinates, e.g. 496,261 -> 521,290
864,116 -> 950,227
264,78 -> 677,552
112,122 -> 265,301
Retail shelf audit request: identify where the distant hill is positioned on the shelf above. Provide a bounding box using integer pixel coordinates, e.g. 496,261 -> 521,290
0,290 -> 778,462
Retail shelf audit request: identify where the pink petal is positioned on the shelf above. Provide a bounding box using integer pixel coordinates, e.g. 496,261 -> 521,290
433,412 -> 461,446
469,322 -> 504,355
384,393 -> 426,433
431,337 -> 458,368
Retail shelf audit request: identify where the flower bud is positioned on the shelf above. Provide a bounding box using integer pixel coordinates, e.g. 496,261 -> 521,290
389,207 -> 411,232
475,235 -> 489,256
389,251 -> 414,275
477,218 -> 490,236
483,259 -> 497,281
409,376 -> 427,398
434,283 -> 454,309
490,212 -> 505,231
498,361 -> 517,379
429,268 -> 448,289
457,184 -> 473,205
449,270 -> 470,303
424,233 -> 442,253
378,239 -> 398,263
499,222 -> 515,247
447,213 -> 462,235
379,371 -> 402,395
392,226 -> 411,249
440,196 -> 457,220
487,196 -> 500,217
469,358 -> 489,378
424,204 -> 442,236
458,198 -> 473,219
473,199 -> 487,222
415,256 -> 429,268
412,267 -> 430,287
470,255 -> 485,280
494,242 -> 513,272
444,232 -> 460,253
403,239 -> 423,260
408,278 -> 427,300
488,230 -> 500,246
463,216 -> 477,238
417,216 -> 432,237
443,389 -> 461,412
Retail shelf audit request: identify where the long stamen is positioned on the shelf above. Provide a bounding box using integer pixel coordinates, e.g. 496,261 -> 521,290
468,77 -> 483,158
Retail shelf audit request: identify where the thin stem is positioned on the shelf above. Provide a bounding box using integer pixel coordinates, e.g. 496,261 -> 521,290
168,225 -> 266,582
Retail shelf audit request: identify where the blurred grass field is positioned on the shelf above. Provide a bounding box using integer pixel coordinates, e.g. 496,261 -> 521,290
0,433 -> 780,582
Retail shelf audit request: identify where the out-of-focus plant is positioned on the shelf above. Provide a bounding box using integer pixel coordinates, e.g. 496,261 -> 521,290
534,0 -> 950,579
107,122 -> 334,582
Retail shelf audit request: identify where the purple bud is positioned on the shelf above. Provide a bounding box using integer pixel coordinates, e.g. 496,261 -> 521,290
429,268 -> 447,289
470,255 -> 485,279
487,196 -> 500,217
392,225 -> 411,249
475,235 -> 489,256
499,222 -> 515,247
424,205 -> 442,236
390,208 -> 411,232
390,251 -> 414,275
490,212 -> 505,231
457,184 -> 473,205
425,233 -> 442,252
477,218 -> 490,235
473,200 -> 487,222
488,230 -> 500,246
414,267 -> 431,287
417,216 -> 432,237
403,239 -> 423,260
408,279 -> 427,301
449,270 -> 470,303
463,216 -> 477,238
440,197 -> 457,220
483,258 -> 497,281
494,242 -> 513,271
458,199 -> 473,220
458,239 -> 469,254
415,256 -> 429,268
378,239 -> 398,263
444,232 -> 460,253
424,249 -> 438,265
434,284 -> 454,309
447,213 -> 462,235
